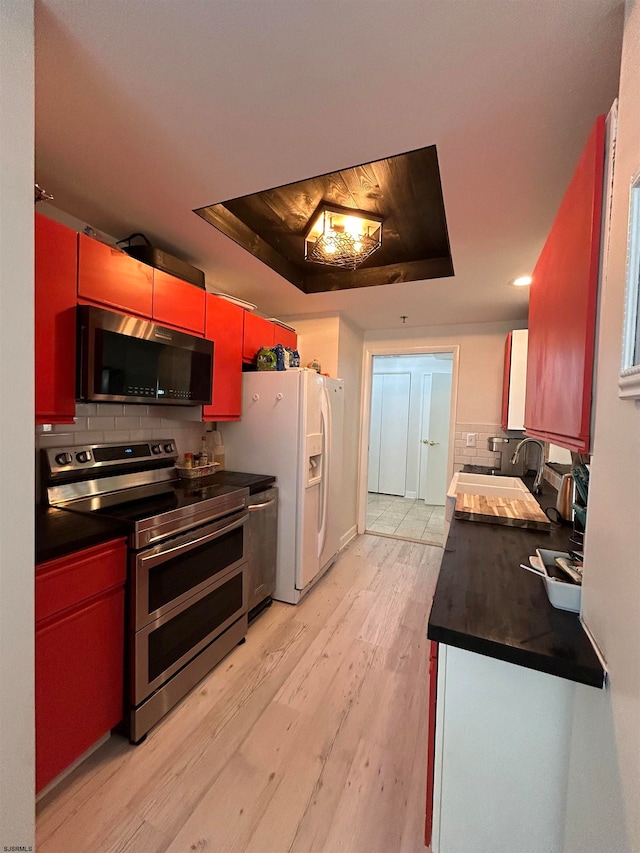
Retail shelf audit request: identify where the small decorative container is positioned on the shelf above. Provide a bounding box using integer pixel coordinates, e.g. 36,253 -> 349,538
256,347 -> 277,370
288,348 -> 300,368
273,343 -> 289,370
175,461 -> 220,479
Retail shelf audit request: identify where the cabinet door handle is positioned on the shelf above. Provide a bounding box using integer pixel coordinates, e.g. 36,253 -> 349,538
422,439 -> 439,446
248,498 -> 276,511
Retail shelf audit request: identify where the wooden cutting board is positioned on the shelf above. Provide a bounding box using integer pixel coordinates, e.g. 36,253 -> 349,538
454,493 -> 551,531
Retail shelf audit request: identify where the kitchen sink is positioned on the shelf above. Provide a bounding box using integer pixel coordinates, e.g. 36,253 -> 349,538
446,472 -> 534,521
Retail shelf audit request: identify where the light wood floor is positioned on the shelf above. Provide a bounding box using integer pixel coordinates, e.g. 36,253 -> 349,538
37,533 -> 442,853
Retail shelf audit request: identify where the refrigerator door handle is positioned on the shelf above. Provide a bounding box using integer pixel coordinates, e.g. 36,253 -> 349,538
318,384 -> 331,558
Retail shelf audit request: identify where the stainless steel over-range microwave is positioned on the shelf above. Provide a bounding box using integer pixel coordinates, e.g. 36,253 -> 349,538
76,305 -> 214,406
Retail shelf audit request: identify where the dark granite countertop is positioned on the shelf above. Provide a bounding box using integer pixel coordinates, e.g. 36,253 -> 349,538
36,470 -> 276,564
36,506 -> 128,565
203,470 -> 276,494
427,472 -> 604,688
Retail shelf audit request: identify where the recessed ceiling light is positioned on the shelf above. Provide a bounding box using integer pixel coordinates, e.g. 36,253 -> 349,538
511,276 -> 532,287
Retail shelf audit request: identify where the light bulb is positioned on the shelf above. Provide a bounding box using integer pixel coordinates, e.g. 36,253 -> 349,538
343,216 -> 364,236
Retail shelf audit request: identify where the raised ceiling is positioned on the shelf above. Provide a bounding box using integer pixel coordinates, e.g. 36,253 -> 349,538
34,1 -> 624,330
195,145 -> 453,293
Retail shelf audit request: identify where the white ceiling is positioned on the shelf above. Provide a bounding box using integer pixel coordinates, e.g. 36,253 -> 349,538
35,0 -> 624,331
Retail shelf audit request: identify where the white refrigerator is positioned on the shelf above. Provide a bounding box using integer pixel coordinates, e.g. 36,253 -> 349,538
222,369 -> 344,604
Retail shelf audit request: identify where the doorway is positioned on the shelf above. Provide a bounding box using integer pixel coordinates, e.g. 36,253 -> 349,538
360,348 -> 458,547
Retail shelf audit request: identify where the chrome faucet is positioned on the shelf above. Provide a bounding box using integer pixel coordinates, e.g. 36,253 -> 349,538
510,438 -> 545,493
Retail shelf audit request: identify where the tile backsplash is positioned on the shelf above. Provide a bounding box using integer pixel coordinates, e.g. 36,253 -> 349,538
454,422 -> 566,489
36,402 -> 208,500
453,422 -> 511,471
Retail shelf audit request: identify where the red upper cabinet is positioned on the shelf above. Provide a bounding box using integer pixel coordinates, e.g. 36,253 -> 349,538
242,313 -> 276,363
152,270 -> 206,336
525,115 -> 605,453
273,324 -> 298,351
203,294 -> 244,421
78,234 -> 153,318
35,214 -> 78,425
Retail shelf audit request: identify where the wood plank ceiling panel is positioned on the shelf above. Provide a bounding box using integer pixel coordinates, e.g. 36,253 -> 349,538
194,144 -> 454,293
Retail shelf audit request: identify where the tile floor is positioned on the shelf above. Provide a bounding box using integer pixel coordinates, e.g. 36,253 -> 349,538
366,492 -> 446,546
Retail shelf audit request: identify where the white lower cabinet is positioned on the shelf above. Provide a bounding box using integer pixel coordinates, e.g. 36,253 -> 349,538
432,644 -> 576,853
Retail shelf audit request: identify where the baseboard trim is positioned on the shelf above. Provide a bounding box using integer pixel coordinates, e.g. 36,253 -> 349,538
340,525 -> 358,551
405,491 -> 417,500
36,731 -> 111,802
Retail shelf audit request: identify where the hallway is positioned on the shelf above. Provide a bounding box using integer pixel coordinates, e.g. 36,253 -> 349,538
366,494 -> 445,547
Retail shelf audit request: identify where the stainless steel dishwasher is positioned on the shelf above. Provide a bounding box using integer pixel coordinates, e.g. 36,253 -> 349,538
246,485 -> 278,619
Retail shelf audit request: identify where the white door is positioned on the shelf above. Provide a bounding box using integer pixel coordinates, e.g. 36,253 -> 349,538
368,373 -> 411,496
368,374 -> 383,492
418,372 -> 452,505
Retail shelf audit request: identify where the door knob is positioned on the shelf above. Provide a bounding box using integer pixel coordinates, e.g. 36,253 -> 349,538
422,439 -> 439,446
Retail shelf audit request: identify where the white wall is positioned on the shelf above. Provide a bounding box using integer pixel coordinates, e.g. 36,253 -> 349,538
288,316 -> 340,377
0,1 -> 35,849
336,315 -> 364,545
563,2 -> 640,849
365,321 -> 525,470
365,320 -> 524,425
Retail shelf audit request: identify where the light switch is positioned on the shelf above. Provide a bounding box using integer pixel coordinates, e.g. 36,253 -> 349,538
466,432 -> 477,447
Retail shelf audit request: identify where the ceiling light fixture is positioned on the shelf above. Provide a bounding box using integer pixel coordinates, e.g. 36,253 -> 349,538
304,203 -> 383,270
511,275 -> 532,287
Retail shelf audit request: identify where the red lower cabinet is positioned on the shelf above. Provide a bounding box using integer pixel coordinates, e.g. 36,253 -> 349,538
35,539 -> 127,793
425,641 -> 438,847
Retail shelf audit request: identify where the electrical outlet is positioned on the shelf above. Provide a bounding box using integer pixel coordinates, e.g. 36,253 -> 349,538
466,432 -> 477,447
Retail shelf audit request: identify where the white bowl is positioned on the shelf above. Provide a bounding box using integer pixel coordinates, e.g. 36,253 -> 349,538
535,549 -> 582,613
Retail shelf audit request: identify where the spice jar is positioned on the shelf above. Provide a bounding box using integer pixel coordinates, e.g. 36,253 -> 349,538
183,452 -> 194,469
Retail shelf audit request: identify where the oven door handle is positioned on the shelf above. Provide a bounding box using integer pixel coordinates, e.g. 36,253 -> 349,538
138,512 -> 249,569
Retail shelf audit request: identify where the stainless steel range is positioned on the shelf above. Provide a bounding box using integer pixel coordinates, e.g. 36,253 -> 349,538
43,439 -> 250,743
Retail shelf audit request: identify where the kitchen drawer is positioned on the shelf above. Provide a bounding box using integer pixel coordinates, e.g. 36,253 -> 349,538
36,538 -> 127,623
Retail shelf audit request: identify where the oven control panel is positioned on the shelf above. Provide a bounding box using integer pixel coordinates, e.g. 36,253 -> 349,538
44,439 -> 178,476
